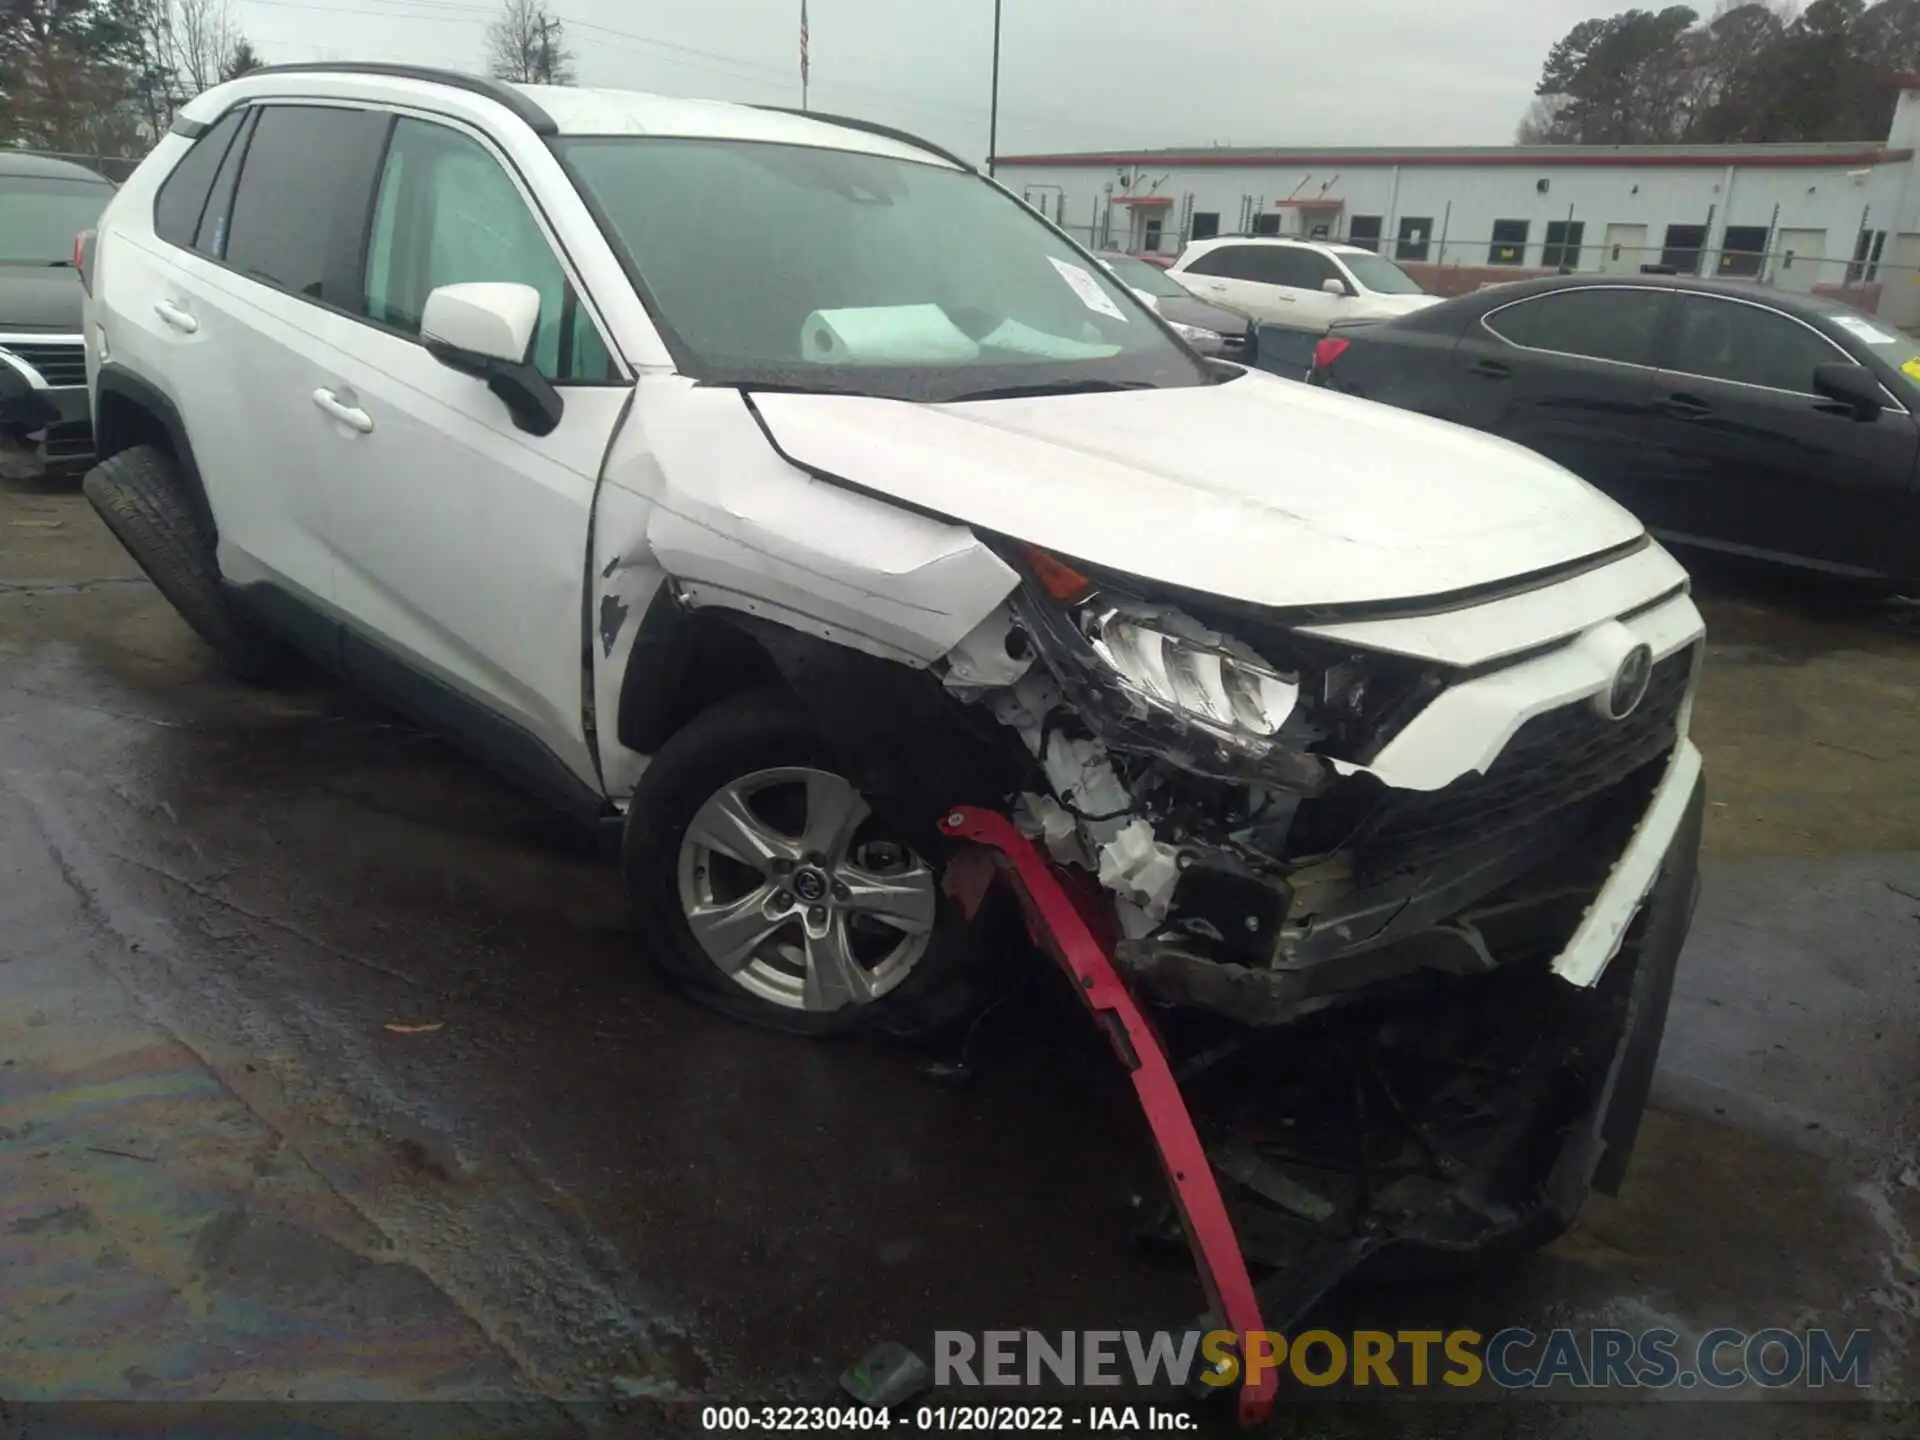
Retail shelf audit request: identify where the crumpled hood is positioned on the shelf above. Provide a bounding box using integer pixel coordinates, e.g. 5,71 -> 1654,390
749,368 -> 1643,609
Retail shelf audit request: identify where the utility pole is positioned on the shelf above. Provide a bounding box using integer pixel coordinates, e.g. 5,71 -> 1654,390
988,0 -> 1001,175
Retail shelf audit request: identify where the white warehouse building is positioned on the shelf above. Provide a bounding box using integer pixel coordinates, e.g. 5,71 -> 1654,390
994,76 -> 1920,326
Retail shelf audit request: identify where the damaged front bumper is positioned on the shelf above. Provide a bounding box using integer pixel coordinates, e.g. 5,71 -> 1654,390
1174,768 -> 1704,1306
971,546 -> 1704,1029
954,546 -> 1709,1265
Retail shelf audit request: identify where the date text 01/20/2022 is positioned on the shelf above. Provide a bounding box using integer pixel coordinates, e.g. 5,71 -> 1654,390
699,1406 -> 1191,1432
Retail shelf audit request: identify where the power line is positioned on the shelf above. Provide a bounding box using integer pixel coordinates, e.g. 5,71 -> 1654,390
232,0 -> 1115,141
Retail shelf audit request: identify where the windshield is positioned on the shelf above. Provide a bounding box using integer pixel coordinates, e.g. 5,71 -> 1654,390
557,137 -> 1210,400
1809,299 -> 1920,396
1339,252 -> 1425,295
1100,254 -> 1186,299
0,175 -> 112,264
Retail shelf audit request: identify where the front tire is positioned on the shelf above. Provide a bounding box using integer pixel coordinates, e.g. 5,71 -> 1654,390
623,689 -> 982,1038
82,444 -> 288,683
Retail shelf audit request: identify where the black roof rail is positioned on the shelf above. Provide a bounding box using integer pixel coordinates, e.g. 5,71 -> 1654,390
179,62 -> 557,137
753,106 -> 974,172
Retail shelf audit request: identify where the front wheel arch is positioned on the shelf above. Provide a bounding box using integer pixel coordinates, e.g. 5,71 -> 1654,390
92,366 -> 217,544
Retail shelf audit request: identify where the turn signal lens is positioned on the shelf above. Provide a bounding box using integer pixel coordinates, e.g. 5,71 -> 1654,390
1019,543 -> 1094,603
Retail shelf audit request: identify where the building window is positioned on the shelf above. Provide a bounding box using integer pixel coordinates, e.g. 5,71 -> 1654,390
1541,219 -> 1585,269
1142,216 -> 1163,252
1488,219 -> 1529,266
1847,227 -> 1887,284
1396,217 -> 1432,262
1347,215 -> 1382,251
1251,213 -> 1281,236
1717,225 -> 1768,278
1190,211 -> 1219,241
1660,224 -> 1707,275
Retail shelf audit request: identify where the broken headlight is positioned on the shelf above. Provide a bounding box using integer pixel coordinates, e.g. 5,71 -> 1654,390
1013,581 -> 1331,791
1085,607 -> 1300,754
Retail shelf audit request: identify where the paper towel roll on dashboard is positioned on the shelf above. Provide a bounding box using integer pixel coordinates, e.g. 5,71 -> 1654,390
801,304 -> 981,364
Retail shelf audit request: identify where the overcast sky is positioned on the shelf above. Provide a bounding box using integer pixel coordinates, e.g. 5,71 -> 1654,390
231,0 -> 1604,160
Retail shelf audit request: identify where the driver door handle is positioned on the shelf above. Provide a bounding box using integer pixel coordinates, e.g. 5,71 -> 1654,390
153,299 -> 198,334
1469,357 -> 1511,380
312,387 -> 373,434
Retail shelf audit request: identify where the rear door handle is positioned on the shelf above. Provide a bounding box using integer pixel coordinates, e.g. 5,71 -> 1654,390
1469,357 -> 1512,380
312,387 -> 373,434
1661,393 -> 1711,419
153,299 -> 198,334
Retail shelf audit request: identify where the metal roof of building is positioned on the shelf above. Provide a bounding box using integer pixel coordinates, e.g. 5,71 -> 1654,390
992,142 -> 1913,170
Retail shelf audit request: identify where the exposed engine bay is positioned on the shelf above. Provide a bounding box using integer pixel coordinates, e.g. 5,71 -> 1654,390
940,550 -> 1696,1029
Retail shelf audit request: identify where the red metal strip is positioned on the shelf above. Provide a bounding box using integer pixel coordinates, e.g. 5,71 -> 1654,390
937,806 -> 1276,1426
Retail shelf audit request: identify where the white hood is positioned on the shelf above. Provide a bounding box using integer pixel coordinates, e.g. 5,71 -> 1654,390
1366,292 -> 1446,316
749,368 -> 1644,609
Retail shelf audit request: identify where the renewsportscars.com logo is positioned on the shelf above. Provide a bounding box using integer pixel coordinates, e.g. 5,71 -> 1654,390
934,1326 -> 1873,1392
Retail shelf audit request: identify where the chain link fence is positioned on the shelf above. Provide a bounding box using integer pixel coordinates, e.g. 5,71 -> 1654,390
9,146 -> 147,182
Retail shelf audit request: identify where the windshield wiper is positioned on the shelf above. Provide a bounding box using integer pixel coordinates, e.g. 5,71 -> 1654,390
941,378 -> 1160,403
698,377 -> 886,399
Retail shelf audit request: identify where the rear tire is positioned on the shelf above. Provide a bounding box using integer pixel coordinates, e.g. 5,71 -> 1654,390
624,688 -> 984,1039
82,444 -> 288,683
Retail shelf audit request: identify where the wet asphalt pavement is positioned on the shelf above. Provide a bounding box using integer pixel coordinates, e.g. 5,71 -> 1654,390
3,468 -> 1920,1437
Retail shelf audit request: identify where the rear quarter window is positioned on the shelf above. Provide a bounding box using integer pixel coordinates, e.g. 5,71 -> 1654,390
153,109 -> 247,247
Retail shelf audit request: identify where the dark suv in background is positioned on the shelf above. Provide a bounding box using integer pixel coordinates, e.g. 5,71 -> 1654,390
0,152 -> 114,477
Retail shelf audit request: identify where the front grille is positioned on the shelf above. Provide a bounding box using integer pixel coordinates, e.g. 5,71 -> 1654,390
4,341 -> 85,388
1346,644 -> 1695,876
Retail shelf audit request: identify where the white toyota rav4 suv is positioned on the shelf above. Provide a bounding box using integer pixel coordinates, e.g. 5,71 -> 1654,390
82,65 -> 1703,1260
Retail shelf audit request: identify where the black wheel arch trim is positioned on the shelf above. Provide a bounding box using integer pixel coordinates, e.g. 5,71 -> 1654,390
228,579 -> 613,820
92,365 -> 218,543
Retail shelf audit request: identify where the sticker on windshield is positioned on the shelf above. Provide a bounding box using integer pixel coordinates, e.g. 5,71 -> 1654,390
1048,257 -> 1128,321
1832,314 -> 1899,346
1902,357 -> 1920,383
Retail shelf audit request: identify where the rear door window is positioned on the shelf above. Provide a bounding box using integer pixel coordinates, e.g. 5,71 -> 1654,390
223,104 -> 388,302
1184,245 -> 1261,281
153,108 -> 246,248
1255,247 -> 1339,291
1484,287 -> 1666,366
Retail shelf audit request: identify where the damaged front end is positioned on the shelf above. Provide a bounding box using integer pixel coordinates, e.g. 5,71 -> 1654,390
940,542 -> 1705,1264
950,548 -> 1697,1020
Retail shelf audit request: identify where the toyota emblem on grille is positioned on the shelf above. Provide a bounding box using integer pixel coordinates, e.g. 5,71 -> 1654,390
1600,643 -> 1654,721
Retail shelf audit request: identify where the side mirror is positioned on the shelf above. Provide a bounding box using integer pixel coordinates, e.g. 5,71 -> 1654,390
1321,277 -> 1348,297
1811,361 -> 1883,418
421,282 -> 564,436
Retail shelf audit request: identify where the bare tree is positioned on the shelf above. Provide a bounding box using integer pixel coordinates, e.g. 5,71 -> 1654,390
485,0 -> 575,85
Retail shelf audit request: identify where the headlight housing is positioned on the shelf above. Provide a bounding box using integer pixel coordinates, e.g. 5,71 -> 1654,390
1005,549 -> 1443,791
1013,585 -> 1331,792
1086,607 -> 1300,751
1166,320 -> 1223,345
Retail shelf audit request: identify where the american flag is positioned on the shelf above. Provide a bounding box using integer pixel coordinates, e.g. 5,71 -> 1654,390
800,0 -> 810,88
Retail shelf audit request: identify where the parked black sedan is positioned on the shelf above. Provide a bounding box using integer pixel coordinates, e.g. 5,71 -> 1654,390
1311,274 -> 1920,586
